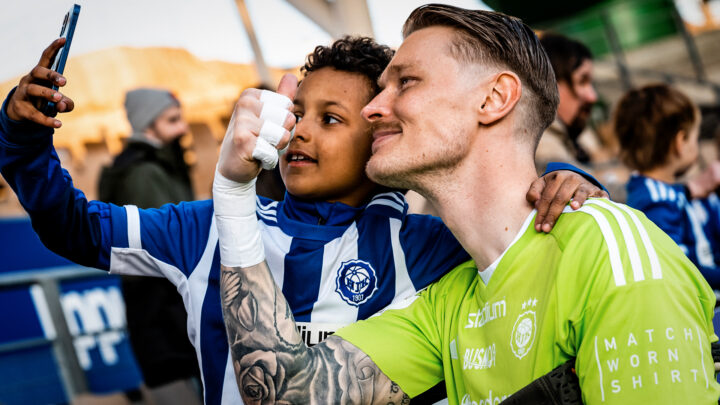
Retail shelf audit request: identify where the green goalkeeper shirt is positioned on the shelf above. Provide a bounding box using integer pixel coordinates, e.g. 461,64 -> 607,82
337,199 -> 720,404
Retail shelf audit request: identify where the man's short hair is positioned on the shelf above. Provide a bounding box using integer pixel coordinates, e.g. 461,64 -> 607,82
615,84 -> 697,171
302,36 -> 395,97
539,33 -> 593,85
402,4 -> 559,144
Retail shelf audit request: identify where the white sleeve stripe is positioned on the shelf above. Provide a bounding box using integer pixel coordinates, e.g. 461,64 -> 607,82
684,205 -> 715,267
389,218 -> 415,299
256,208 -> 277,218
257,210 -> 278,223
578,206 -> 626,286
659,182 -> 668,200
372,191 -> 404,206
645,178 -> 660,202
366,199 -> 404,212
587,200 -> 644,282
255,197 -> 279,211
125,205 -> 141,249
614,204 -> 663,280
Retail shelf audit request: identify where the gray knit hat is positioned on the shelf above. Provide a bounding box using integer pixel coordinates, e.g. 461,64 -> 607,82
124,88 -> 180,140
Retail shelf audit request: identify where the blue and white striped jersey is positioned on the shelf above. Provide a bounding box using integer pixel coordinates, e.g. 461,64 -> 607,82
108,192 -> 467,404
626,174 -> 720,288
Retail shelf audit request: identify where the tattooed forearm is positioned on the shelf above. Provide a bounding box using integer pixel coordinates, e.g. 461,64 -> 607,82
220,262 -> 410,404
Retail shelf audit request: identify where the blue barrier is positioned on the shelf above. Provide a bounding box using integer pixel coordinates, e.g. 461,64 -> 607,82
0,218 -> 143,404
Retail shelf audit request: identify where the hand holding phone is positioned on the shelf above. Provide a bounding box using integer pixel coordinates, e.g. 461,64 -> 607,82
6,6 -> 80,128
37,4 -> 81,116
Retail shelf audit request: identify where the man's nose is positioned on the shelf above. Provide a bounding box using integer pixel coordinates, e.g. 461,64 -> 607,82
585,85 -> 598,104
361,90 -> 392,123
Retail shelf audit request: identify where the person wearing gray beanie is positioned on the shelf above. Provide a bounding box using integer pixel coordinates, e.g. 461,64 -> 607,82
98,88 -> 202,404
124,88 -> 182,146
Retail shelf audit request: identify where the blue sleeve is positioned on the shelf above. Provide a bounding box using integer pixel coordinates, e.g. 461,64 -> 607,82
543,161 -> 609,196
0,89 -> 115,270
400,214 -> 470,291
643,200 -> 720,289
0,90 -> 213,276
132,200 -> 215,276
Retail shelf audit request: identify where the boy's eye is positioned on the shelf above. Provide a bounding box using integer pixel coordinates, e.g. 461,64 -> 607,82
294,114 -> 303,123
323,115 -> 340,125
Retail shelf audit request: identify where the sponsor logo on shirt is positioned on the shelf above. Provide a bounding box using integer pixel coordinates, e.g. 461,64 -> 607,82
463,344 -> 496,370
335,259 -> 378,306
295,322 -> 346,346
460,391 -> 509,405
465,299 -> 506,329
510,297 -> 537,359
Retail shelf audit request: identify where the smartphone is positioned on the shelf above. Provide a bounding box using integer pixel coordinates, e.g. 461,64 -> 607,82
39,4 -> 81,116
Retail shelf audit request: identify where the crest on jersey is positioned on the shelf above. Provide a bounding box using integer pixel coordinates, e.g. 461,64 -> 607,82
510,298 -> 537,359
335,259 -> 378,307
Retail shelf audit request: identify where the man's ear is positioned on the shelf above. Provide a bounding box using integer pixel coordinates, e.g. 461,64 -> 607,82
477,71 -> 522,126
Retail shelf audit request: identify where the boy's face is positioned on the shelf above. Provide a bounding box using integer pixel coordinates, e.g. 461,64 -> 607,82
279,67 -> 377,206
676,118 -> 701,177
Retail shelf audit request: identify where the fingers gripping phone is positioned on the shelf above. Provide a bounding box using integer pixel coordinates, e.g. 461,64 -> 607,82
39,4 -> 81,116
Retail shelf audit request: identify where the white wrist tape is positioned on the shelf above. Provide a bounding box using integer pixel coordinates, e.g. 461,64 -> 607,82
252,138 -> 279,170
260,90 -> 293,110
212,169 -> 264,268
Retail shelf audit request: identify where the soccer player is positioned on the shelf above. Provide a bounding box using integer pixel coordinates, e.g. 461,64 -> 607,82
214,5 -> 720,404
618,84 -> 720,289
0,36 -> 602,404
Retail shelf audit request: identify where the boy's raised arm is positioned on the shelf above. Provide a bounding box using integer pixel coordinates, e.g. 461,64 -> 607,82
215,75 -> 409,404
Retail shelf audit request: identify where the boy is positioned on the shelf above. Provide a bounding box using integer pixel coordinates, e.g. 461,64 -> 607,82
1,36 -> 603,404
619,83 -> 720,288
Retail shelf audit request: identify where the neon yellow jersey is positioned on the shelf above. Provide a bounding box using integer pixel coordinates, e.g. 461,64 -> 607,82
337,199 -> 720,404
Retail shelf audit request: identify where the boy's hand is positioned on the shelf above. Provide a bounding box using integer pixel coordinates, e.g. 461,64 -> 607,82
527,170 -> 608,233
6,38 -> 75,128
217,74 -> 297,183
687,161 -> 720,199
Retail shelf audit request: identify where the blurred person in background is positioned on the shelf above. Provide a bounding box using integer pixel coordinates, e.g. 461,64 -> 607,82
535,33 -> 599,173
536,33 -> 632,202
98,88 -> 202,404
618,83 -> 720,290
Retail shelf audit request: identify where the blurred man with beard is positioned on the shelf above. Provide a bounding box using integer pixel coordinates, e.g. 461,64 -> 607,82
535,33 -> 598,173
98,88 -> 202,404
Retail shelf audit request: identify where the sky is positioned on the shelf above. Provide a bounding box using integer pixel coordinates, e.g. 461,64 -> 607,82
0,0 -> 487,82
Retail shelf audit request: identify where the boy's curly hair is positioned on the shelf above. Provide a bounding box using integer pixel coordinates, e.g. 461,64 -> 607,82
301,36 -> 394,95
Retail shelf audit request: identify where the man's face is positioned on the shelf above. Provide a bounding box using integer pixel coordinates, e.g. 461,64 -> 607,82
362,26 -> 484,190
556,59 -> 597,131
279,67 -> 377,206
148,105 -> 188,144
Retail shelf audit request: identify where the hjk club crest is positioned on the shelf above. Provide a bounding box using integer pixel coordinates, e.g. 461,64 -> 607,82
335,259 -> 378,306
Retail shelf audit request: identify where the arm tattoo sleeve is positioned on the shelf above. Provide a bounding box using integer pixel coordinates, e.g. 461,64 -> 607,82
220,262 -> 411,405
